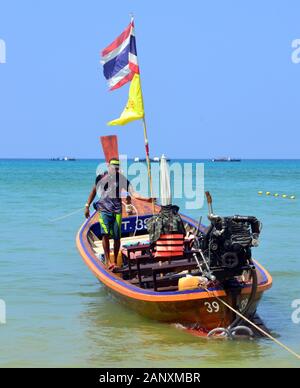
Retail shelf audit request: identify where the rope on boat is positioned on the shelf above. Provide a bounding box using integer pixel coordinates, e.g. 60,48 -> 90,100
50,199 -> 139,224
48,207 -> 84,222
201,285 -> 300,360
122,201 -> 139,237
131,204 -> 139,237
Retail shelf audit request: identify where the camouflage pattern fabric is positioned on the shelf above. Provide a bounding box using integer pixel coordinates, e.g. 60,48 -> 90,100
145,205 -> 186,244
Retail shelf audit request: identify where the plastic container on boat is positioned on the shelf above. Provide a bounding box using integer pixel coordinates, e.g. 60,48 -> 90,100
178,276 -> 208,291
109,251 -> 123,267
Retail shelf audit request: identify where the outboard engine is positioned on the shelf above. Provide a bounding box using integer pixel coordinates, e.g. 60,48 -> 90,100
191,192 -> 263,333
202,215 -> 260,280
196,192 -> 261,281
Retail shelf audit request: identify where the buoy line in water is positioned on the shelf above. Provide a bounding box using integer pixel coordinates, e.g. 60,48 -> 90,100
258,191 -> 296,200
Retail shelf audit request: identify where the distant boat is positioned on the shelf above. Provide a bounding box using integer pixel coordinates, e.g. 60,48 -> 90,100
50,157 -> 76,161
134,156 -> 170,162
212,157 -> 241,162
62,157 -> 76,161
152,156 -> 171,162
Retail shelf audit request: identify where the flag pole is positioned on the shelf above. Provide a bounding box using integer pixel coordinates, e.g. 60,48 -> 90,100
131,14 -> 155,214
142,116 -> 155,213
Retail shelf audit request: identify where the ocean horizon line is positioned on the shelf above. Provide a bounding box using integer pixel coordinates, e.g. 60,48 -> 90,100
0,157 -> 300,161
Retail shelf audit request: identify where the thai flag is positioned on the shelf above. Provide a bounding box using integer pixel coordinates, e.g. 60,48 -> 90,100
101,20 -> 140,91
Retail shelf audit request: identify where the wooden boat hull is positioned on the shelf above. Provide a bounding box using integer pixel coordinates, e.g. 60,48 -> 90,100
76,206 -> 272,330
104,284 -> 265,329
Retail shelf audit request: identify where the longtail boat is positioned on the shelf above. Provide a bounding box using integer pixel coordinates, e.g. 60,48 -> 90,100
76,197 -> 272,334
78,14 -> 273,334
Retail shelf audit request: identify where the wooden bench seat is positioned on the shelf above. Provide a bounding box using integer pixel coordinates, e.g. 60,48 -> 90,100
152,261 -> 198,291
116,239 -> 198,290
130,275 -> 179,289
118,258 -> 194,276
123,260 -> 199,290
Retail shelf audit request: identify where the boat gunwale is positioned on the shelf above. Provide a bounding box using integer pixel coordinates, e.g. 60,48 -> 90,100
76,211 -> 273,302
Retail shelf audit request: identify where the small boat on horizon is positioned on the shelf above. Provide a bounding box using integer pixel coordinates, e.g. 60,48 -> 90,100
134,156 -> 170,162
50,156 -> 76,161
212,157 -> 241,162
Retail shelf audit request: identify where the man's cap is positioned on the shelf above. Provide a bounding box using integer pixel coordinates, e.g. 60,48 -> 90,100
109,158 -> 120,166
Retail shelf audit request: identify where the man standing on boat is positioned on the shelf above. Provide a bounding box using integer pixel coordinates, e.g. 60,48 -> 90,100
84,158 -> 152,270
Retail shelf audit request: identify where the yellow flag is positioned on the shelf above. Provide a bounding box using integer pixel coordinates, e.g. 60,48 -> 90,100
107,74 -> 144,126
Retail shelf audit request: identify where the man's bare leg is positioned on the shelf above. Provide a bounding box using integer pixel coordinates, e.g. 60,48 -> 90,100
114,239 -> 121,265
102,235 -> 110,265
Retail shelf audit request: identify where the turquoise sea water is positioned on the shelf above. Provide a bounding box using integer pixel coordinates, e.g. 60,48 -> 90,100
0,159 -> 299,368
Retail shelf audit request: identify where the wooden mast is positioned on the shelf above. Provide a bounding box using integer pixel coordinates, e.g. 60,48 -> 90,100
132,15 -> 155,213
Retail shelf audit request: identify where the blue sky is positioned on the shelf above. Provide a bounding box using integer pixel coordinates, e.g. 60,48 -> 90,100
0,0 -> 300,159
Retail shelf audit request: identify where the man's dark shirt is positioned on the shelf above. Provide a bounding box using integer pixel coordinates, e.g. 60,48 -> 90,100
95,171 -> 131,214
